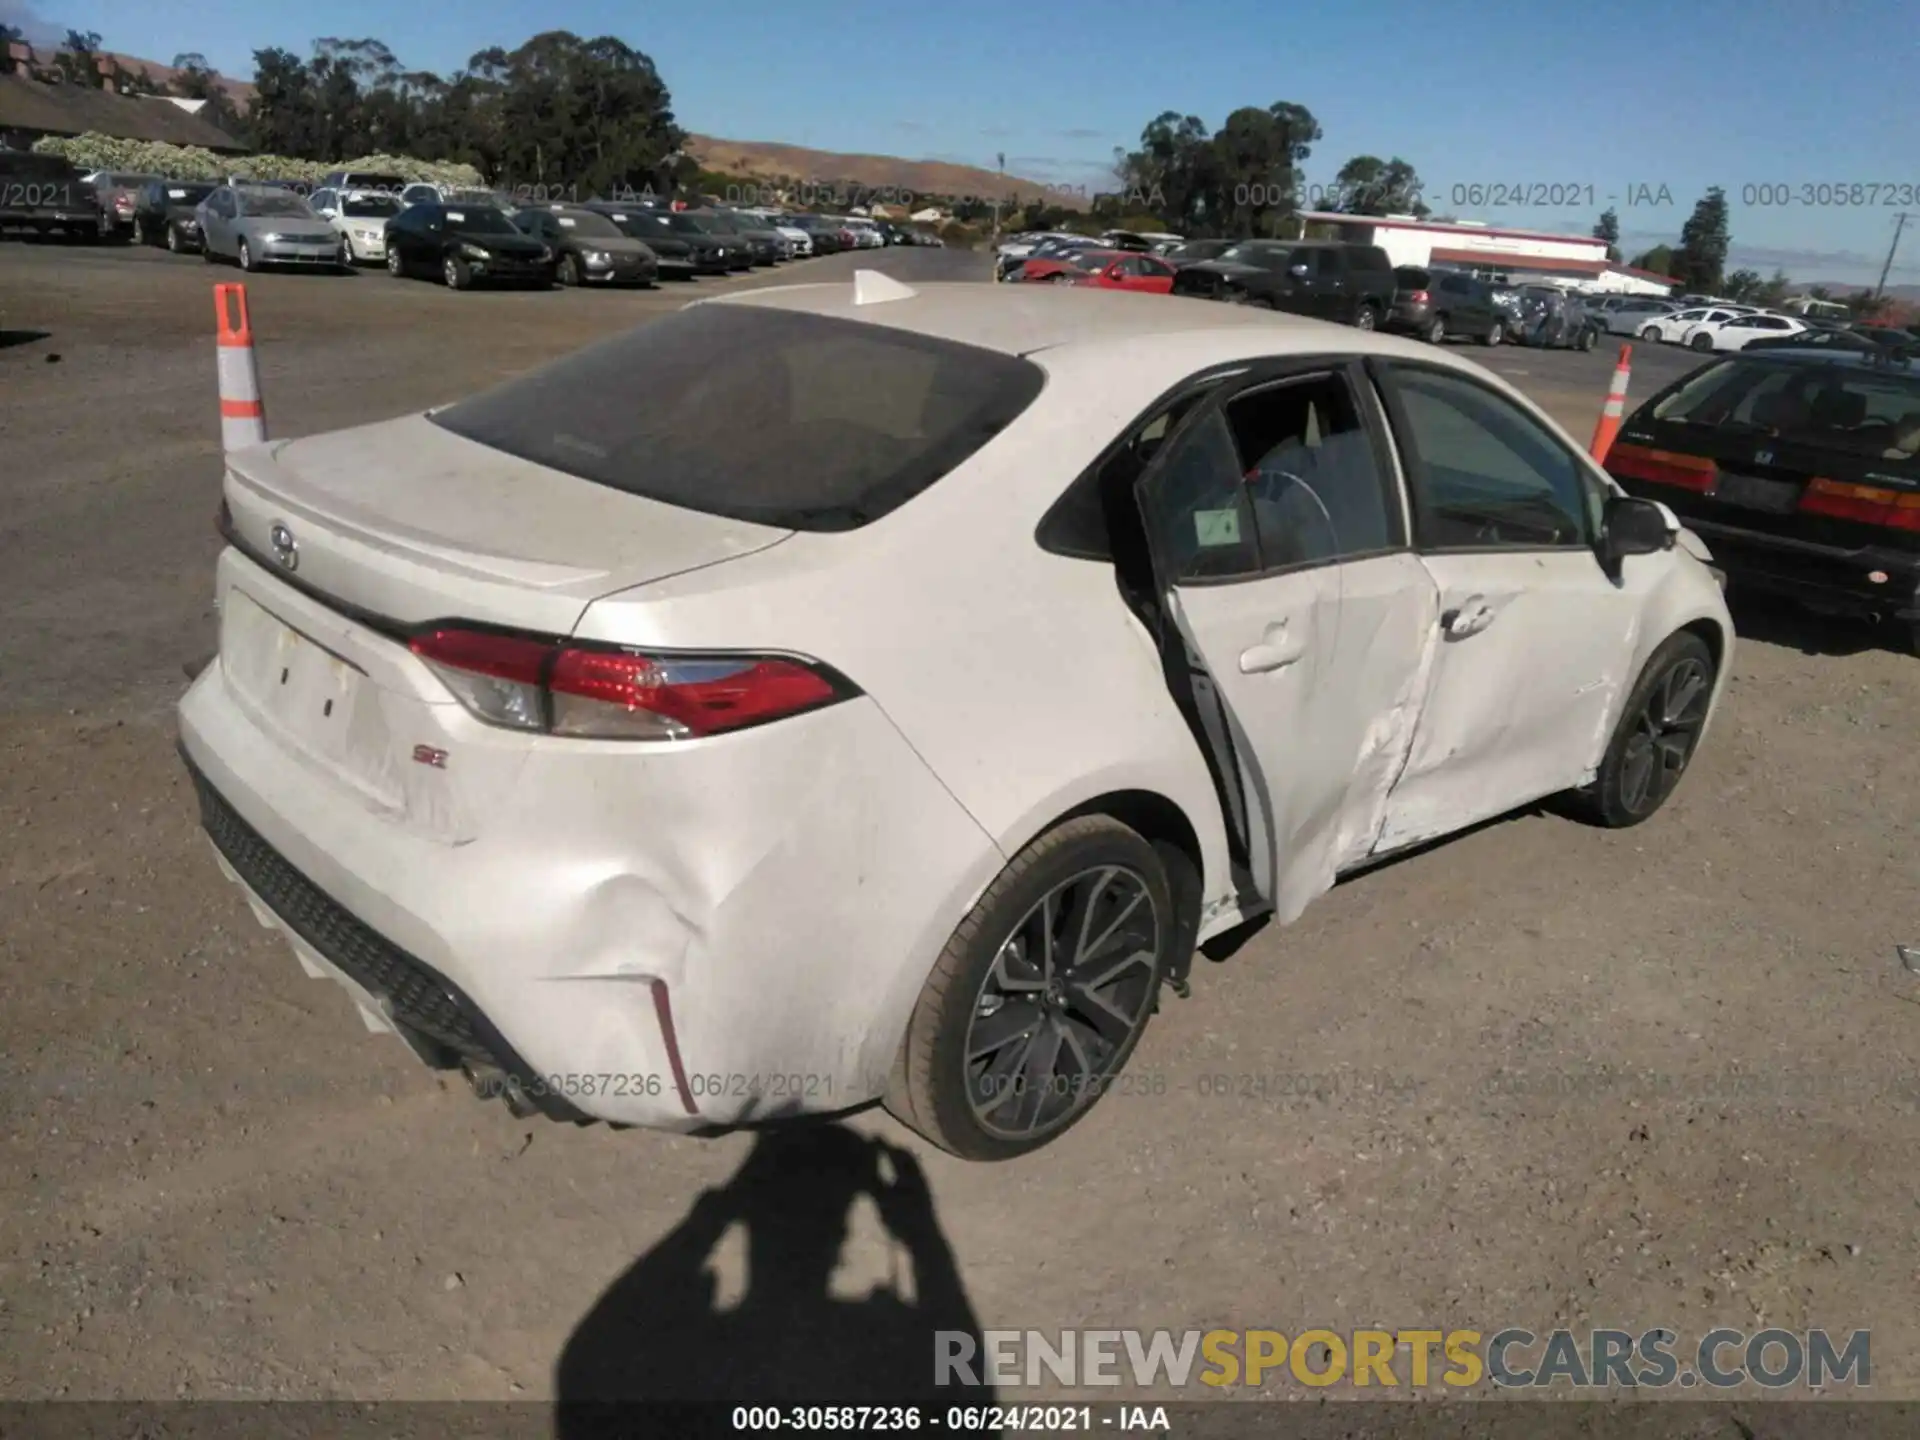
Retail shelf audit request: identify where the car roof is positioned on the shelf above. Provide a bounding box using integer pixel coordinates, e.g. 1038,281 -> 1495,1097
704,279 -> 1472,368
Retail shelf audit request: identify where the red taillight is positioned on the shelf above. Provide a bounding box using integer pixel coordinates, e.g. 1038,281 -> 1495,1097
1798,477 -> 1920,532
1408,289 -> 1430,303
408,626 -> 852,741
1607,443 -> 1718,492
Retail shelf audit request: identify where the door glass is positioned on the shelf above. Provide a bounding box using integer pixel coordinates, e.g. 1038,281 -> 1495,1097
1315,250 -> 1343,277
1140,411 -> 1261,582
1385,367 -> 1593,549
1226,374 -> 1400,569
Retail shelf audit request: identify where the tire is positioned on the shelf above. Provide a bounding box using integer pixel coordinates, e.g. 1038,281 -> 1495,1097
1479,319 -> 1501,346
1640,325 -> 1663,342
1564,631 -> 1716,828
558,253 -> 581,286
1580,327 -> 1598,351
443,255 -> 472,290
386,246 -> 405,278
201,240 -> 216,264
1353,302 -> 1379,331
1690,332 -> 1714,351
885,814 -> 1178,1161
1425,315 -> 1446,344
237,238 -> 255,272
165,223 -> 183,254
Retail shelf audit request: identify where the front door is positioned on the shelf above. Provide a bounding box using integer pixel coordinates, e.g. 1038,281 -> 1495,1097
1136,362 -> 1439,922
1369,361 -> 1648,853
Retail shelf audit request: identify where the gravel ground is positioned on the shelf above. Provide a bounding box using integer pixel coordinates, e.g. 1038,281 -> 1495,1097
2,238 -> 1917,1408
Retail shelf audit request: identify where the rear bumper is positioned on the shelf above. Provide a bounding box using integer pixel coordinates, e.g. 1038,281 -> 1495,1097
176,568 -> 1001,1130
259,241 -> 344,266
1386,301 -> 1435,331
1676,516 -> 1920,620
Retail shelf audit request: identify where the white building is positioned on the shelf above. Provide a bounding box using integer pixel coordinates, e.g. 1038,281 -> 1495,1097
1296,212 -> 1677,296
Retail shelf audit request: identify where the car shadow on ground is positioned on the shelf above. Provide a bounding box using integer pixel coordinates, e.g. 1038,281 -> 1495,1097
1728,589 -> 1906,658
0,328 -> 52,350
553,1121 -> 994,1435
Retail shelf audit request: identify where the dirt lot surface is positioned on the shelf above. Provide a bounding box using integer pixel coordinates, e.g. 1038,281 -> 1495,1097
3,239 -> 1917,1408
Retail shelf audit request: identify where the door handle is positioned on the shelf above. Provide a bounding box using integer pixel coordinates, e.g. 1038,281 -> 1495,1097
1239,621 -> 1304,674
1441,597 -> 1496,639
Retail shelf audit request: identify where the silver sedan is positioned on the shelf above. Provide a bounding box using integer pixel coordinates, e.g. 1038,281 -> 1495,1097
196,185 -> 345,272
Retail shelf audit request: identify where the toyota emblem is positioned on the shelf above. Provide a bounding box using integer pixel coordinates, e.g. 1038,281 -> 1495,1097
268,521 -> 298,572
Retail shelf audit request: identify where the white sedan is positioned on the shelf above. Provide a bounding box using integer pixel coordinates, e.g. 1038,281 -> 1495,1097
1677,312 -> 1809,352
314,189 -> 401,264
179,274 -> 1733,1160
1635,305 -> 1754,344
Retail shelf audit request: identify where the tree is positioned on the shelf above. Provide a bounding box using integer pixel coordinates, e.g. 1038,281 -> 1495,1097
1333,155 -> 1427,216
1757,268 -> 1791,306
1721,268 -> 1762,301
54,29 -> 104,87
1672,186 -> 1730,293
1843,289 -> 1887,319
1808,284 -> 1833,300
1629,243 -> 1675,276
1113,99 -> 1320,238
169,52 -> 247,140
1592,207 -> 1620,262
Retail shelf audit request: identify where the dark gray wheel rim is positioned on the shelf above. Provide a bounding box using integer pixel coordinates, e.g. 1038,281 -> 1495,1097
1428,318 -> 1444,343
166,226 -> 180,251
1618,656 -> 1711,815
238,241 -> 251,269
1355,307 -> 1375,329
964,865 -> 1161,1139
387,248 -> 402,274
444,257 -> 459,286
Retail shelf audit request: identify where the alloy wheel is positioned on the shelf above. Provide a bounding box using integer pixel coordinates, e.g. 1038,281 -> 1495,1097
963,865 -> 1161,1141
1617,656 -> 1710,816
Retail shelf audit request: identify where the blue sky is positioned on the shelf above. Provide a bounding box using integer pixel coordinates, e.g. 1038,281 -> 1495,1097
12,0 -> 1916,283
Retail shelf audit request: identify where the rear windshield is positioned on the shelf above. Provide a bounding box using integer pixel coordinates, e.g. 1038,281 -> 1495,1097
1395,267 -> 1431,288
342,195 -> 399,217
0,153 -> 79,179
431,306 -> 1047,530
1650,358 -> 1920,465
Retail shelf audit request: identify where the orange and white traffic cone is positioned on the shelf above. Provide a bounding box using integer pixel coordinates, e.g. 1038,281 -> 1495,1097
1588,343 -> 1632,464
214,283 -> 267,452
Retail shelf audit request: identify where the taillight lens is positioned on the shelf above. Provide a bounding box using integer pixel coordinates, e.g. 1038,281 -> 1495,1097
408,627 -> 853,741
1798,477 -> 1920,532
1408,289 -> 1430,303
1606,443 -> 1718,492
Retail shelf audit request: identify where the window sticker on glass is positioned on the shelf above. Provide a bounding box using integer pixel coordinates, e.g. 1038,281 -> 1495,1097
168,188 -> 187,199
558,217 -> 576,227
1194,508 -> 1242,546
447,211 -> 466,222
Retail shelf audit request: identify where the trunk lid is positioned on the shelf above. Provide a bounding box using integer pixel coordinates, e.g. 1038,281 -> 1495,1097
221,412 -> 793,635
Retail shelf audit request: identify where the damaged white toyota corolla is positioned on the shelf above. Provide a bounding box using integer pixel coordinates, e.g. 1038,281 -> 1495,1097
179,272 -> 1733,1160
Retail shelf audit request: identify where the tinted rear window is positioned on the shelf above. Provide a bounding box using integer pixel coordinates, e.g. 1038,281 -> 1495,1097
431,305 -> 1046,530
1395,267 -> 1431,288
1650,359 -> 1920,465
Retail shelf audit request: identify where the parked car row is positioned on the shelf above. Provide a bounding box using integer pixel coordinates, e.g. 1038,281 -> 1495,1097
98,178 -> 947,290
2,151 -> 946,283
997,231 -> 1605,347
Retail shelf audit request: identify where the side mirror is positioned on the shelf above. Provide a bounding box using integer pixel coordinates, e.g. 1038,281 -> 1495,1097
1598,494 -> 1675,571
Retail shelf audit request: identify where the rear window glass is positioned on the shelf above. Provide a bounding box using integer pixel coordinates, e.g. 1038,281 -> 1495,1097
431,305 -> 1047,530
1395,267 -> 1431,288
1651,359 -> 1920,464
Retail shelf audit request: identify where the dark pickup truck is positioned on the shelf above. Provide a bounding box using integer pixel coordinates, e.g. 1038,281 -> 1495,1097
0,151 -> 102,239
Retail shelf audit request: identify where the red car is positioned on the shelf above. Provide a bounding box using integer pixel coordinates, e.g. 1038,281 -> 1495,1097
1017,248 -> 1178,293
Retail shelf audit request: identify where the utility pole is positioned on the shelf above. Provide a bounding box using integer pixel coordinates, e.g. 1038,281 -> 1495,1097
990,151 -> 1005,245
1873,211 -> 1910,301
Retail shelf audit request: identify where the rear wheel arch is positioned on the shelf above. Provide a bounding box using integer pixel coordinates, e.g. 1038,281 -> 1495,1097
1019,789 -> 1206,984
